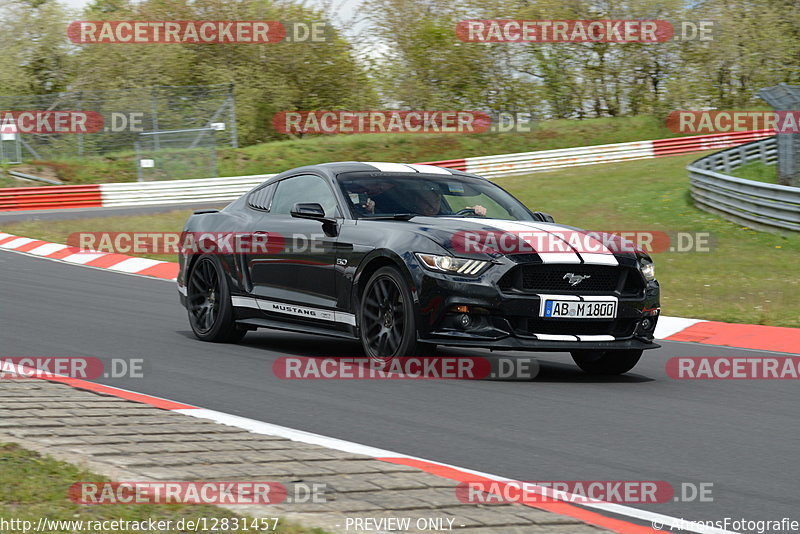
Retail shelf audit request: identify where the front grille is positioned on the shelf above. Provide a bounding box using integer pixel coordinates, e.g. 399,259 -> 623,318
500,264 -> 630,293
523,266 -> 619,292
499,264 -> 646,296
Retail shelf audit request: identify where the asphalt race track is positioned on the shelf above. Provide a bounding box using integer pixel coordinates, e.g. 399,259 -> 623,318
2,248 -> 797,529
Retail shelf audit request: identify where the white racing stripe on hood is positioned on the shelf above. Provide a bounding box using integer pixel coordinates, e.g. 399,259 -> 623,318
457,218 -> 580,264
458,218 -> 618,266
405,164 -> 452,174
578,253 -> 618,266
510,220 -> 619,267
363,162 -> 416,173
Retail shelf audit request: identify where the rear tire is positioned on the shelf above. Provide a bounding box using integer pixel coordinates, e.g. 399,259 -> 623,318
187,255 -> 247,343
571,349 -> 643,375
359,266 -> 417,364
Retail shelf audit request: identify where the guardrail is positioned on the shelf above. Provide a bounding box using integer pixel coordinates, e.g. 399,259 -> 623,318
0,184 -> 103,211
421,129 -> 773,178
688,137 -> 800,233
0,129 -> 776,212
101,175 -> 274,208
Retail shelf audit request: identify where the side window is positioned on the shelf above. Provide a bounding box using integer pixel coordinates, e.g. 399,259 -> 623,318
270,175 -> 339,217
247,183 -> 275,211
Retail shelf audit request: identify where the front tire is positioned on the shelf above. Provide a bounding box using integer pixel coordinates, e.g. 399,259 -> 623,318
571,349 -> 643,375
359,266 -> 417,364
187,255 -> 246,343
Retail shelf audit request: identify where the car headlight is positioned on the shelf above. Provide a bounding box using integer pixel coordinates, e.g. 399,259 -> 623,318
415,253 -> 490,276
639,258 -> 655,281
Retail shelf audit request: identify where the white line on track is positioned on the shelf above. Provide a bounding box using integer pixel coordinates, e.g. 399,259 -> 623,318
176,408 -> 738,534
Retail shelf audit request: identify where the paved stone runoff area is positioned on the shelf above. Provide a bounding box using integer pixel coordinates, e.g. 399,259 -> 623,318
0,380 -> 611,533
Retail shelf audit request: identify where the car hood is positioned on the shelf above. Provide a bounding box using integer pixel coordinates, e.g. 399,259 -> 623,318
368,217 -> 642,262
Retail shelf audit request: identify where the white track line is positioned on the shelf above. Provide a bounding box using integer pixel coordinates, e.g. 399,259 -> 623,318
176,408 -> 737,534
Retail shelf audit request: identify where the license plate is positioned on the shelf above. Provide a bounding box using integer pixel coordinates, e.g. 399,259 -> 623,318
544,300 -> 617,319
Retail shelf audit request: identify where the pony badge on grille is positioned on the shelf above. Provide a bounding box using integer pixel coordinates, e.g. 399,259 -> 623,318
563,273 -> 591,286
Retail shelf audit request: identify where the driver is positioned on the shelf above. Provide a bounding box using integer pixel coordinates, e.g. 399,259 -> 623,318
350,181 -> 405,215
413,185 -> 487,217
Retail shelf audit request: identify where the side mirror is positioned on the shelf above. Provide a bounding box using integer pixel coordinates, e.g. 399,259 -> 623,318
290,202 -> 339,237
291,202 -> 327,220
533,211 -> 555,223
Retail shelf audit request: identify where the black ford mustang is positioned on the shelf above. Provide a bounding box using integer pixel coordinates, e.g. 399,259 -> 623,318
178,162 -> 660,375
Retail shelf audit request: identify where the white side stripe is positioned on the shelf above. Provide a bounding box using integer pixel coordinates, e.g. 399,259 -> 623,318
232,295 -> 355,326
231,296 -> 259,309
258,299 -> 334,321
336,312 -> 357,326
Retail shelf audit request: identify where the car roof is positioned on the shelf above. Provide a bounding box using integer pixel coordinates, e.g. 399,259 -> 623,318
270,162 -> 486,181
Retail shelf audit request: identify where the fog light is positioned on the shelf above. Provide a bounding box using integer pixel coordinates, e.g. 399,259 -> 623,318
459,313 -> 472,329
640,318 -> 655,332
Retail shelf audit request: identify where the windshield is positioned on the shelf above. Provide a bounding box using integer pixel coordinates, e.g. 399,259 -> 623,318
337,172 -> 534,220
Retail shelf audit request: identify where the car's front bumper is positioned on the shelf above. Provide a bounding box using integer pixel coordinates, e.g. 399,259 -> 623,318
413,257 -> 661,352
418,332 -> 659,351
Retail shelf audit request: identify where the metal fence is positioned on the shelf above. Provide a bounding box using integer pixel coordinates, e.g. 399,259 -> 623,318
0,84 -> 237,161
688,137 -> 800,233
135,128 -> 219,182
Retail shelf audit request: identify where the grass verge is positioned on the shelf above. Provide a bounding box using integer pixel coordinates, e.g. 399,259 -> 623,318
0,442 -> 326,534
728,161 -> 779,184
1,152 -> 797,327
0,210 -> 193,263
